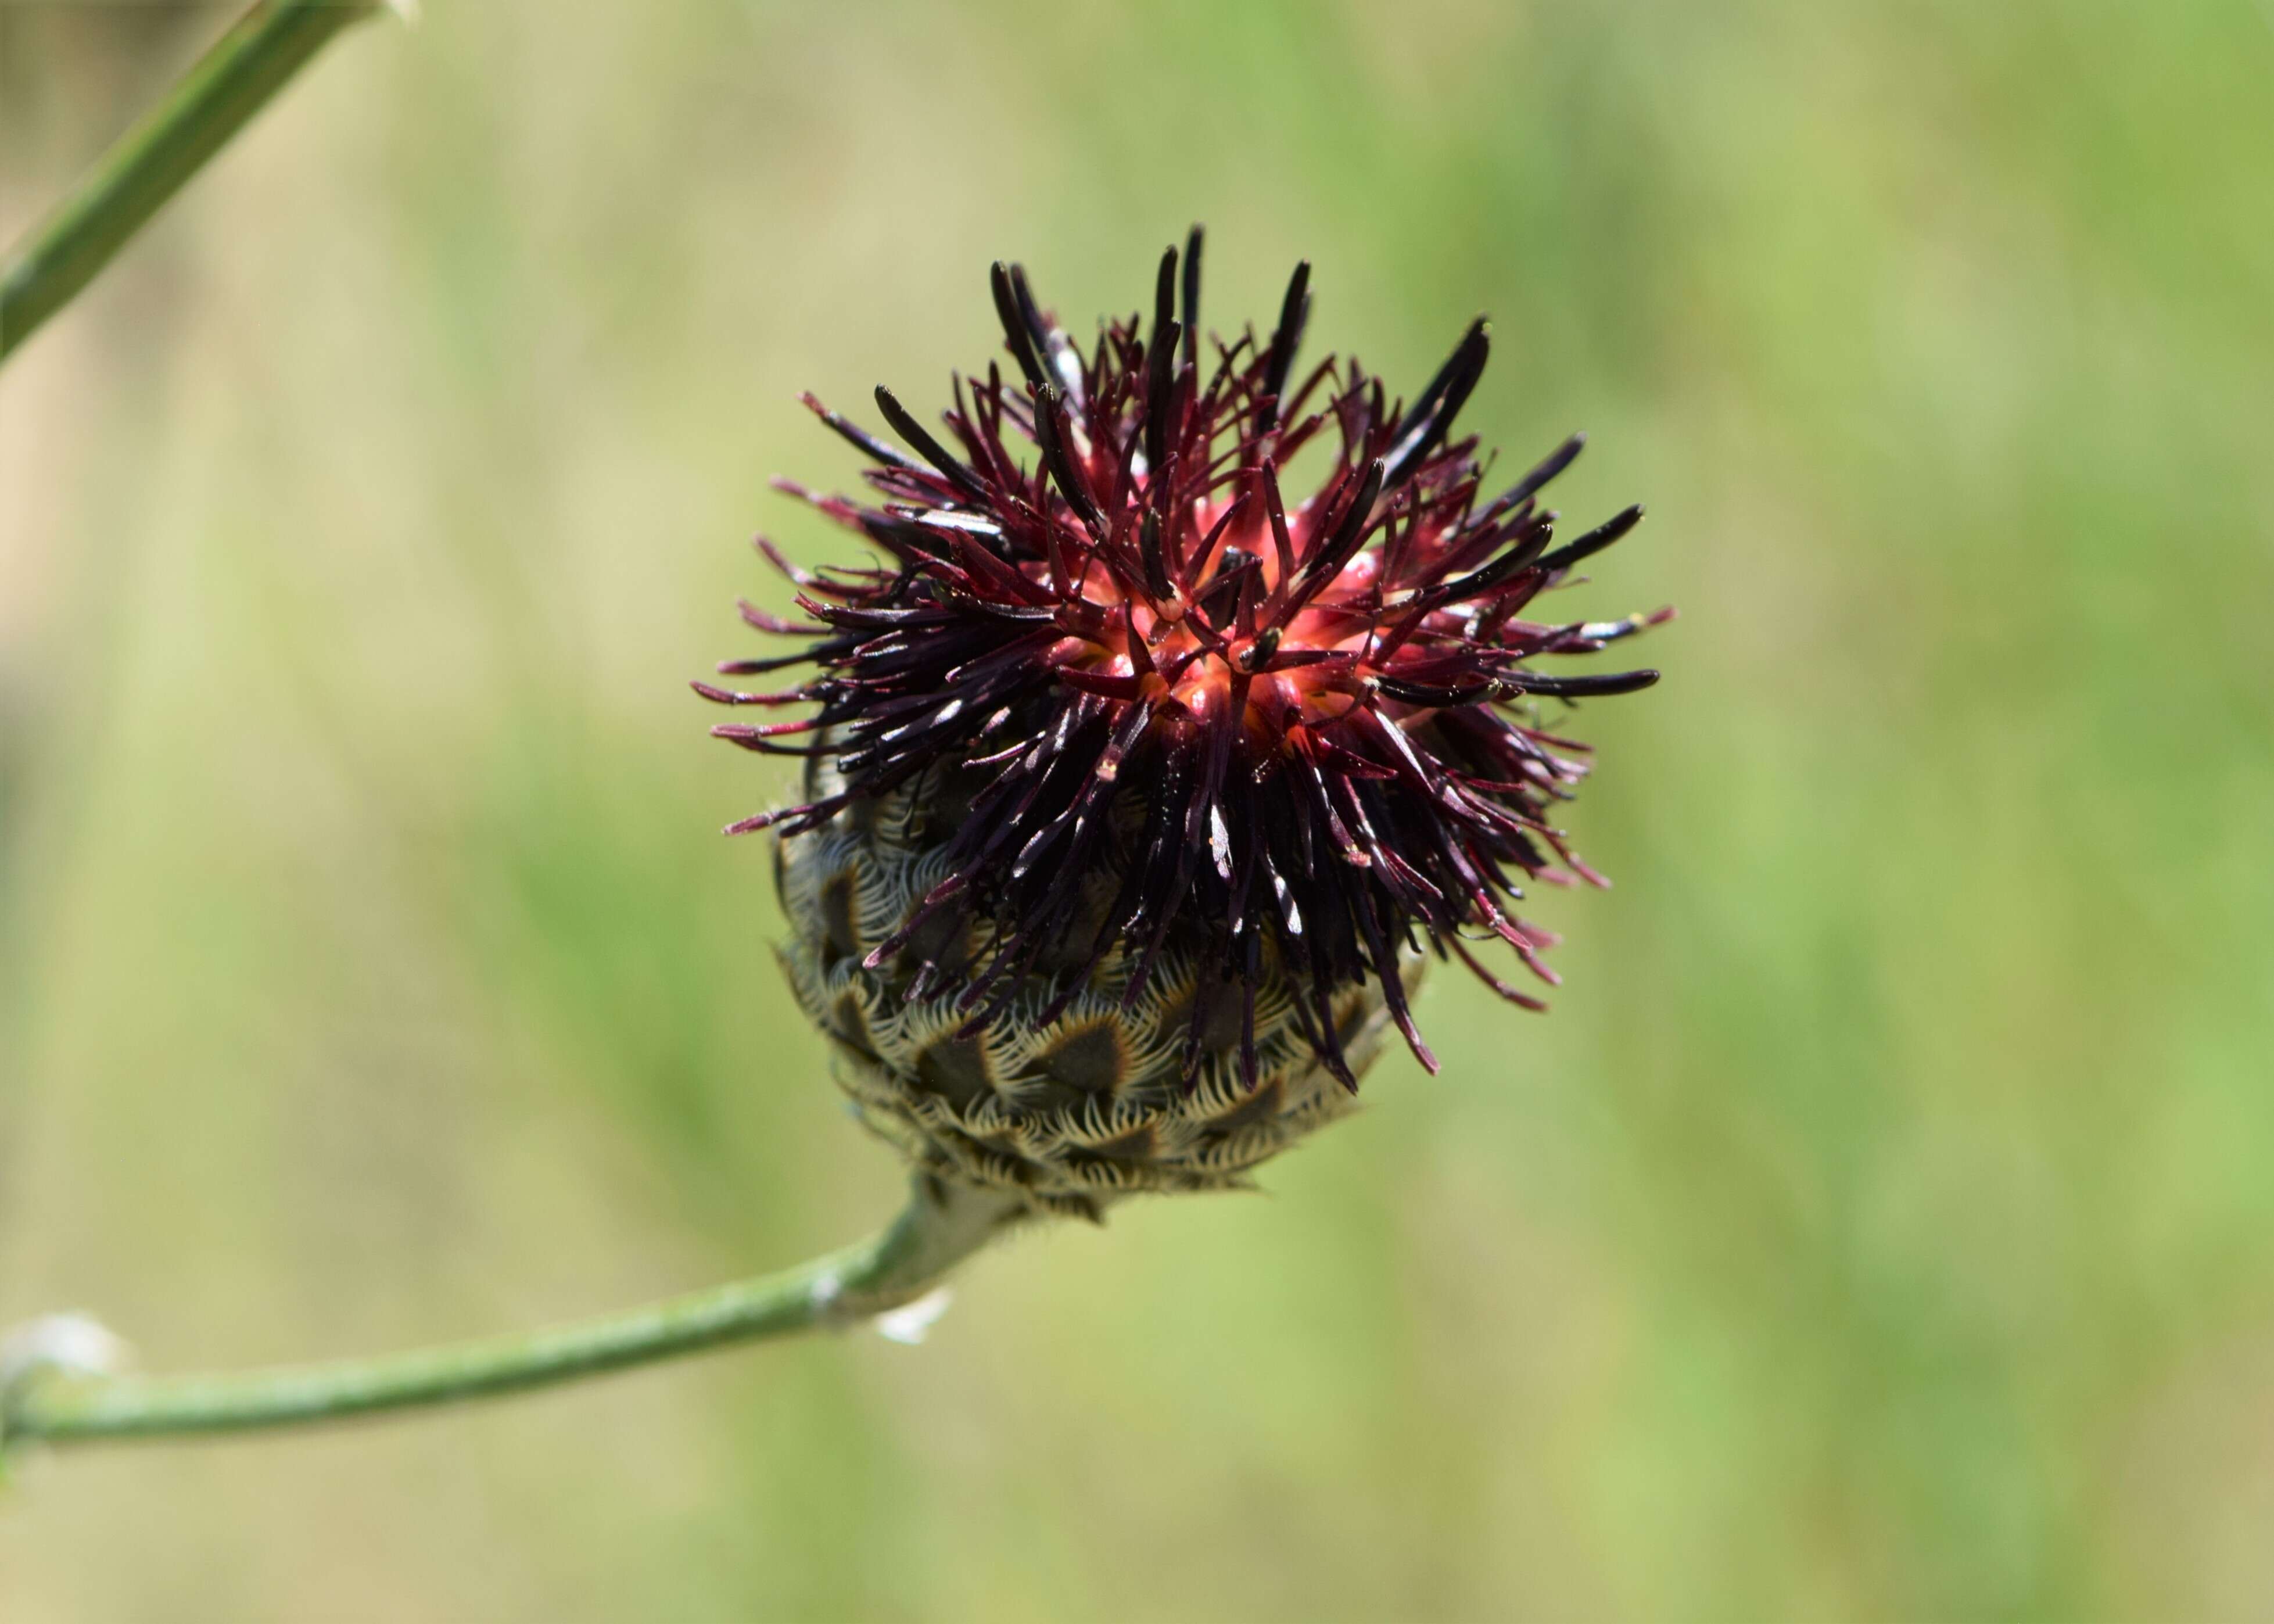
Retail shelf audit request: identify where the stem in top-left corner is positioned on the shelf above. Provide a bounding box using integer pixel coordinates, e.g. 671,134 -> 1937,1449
0,0 -> 390,367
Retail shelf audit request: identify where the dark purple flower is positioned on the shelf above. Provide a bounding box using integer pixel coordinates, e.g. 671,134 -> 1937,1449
707,231 -> 1669,1099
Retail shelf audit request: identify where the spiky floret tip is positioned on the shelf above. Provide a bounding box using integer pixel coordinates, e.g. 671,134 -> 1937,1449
707,228 -> 1671,1093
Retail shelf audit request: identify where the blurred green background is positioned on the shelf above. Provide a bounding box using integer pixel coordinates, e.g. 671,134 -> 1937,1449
3,0 -> 2271,1618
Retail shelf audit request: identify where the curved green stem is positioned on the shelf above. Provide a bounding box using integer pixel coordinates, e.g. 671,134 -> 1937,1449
2,1178 -> 1019,1452
0,0 -> 386,366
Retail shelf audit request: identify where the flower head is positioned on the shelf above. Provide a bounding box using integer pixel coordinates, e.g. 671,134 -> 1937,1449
709,233 -> 1667,1207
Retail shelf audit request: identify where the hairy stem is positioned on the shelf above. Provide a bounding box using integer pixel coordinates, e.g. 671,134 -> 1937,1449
2,1177 -> 1018,1451
0,0 -> 385,365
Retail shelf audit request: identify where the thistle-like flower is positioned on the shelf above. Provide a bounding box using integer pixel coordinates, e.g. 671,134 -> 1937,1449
710,231 -> 1670,1219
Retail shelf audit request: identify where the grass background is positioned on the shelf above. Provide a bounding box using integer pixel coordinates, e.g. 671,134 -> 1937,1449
2,1 -> 2271,1617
